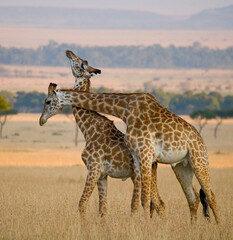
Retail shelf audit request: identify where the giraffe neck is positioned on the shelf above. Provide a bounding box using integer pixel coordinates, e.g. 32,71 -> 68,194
72,107 -> 113,140
72,76 -> 95,139
58,90 -> 132,123
74,77 -> 90,91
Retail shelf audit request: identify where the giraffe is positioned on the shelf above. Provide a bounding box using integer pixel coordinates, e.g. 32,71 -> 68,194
39,53 -> 165,218
65,50 -> 208,221
39,54 -> 219,223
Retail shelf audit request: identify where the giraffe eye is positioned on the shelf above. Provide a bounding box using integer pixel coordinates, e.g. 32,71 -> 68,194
46,100 -> 51,104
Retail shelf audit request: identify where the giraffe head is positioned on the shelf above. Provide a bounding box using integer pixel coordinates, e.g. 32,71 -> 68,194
39,83 -> 64,126
66,50 -> 101,87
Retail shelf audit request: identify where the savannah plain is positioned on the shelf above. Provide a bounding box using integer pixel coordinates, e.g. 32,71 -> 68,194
1,114 -> 233,239
0,28 -> 233,239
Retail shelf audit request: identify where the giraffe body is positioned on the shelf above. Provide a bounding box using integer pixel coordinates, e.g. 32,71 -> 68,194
74,108 -> 134,181
39,89 -> 219,223
74,107 -> 140,218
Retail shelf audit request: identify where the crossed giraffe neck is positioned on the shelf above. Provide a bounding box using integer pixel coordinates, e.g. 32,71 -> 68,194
71,78 -> 110,140
56,90 -> 153,124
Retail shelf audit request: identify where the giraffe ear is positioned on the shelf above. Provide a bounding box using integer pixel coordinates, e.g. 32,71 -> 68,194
53,90 -> 57,95
86,65 -> 101,75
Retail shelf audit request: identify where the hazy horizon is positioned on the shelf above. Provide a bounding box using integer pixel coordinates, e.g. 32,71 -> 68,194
0,0 -> 233,16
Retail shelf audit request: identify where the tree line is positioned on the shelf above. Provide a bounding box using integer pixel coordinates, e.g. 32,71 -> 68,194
0,41 -> 233,69
1,88 -> 233,140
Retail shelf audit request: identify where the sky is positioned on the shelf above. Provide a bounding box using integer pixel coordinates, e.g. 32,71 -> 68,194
0,0 -> 233,15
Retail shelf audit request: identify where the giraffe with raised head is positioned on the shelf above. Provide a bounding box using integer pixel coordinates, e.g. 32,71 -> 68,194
39,51 -> 165,218
39,78 -> 219,223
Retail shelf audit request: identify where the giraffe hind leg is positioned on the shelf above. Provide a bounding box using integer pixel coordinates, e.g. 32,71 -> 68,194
172,161 -> 199,222
188,151 -> 219,223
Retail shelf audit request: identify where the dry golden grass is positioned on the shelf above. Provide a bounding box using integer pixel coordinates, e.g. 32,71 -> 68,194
0,115 -> 233,239
1,27 -> 233,49
0,166 -> 232,239
1,65 -> 233,94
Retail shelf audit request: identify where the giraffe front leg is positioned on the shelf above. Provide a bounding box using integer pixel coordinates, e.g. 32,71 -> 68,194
130,167 -> 141,214
141,166 -> 152,217
124,134 -> 153,217
137,151 -> 154,217
130,152 -> 141,214
79,169 -> 101,219
97,176 -> 108,217
150,162 -> 165,218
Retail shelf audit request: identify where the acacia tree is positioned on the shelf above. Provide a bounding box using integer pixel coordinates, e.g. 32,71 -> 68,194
212,110 -> 225,139
190,109 -> 216,134
190,108 -> 233,138
213,109 -> 233,138
0,96 -> 18,138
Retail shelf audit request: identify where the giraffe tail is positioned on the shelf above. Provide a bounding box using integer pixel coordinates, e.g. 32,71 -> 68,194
199,189 -> 210,220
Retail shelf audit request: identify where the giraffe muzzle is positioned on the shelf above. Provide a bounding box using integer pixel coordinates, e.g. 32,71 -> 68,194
39,116 -> 47,126
66,50 -> 76,59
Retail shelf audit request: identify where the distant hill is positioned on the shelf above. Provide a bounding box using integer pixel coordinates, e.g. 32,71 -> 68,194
0,7 -> 174,29
0,5 -> 233,30
183,5 -> 233,30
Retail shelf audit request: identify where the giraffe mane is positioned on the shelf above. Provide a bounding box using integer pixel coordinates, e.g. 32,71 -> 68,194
58,88 -> 152,97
